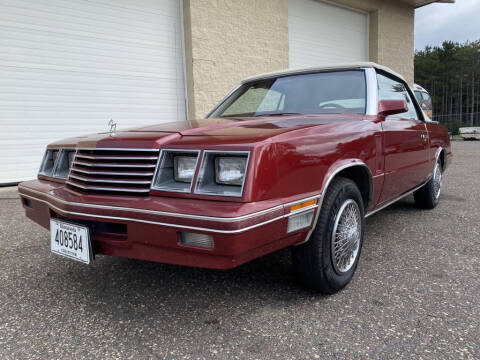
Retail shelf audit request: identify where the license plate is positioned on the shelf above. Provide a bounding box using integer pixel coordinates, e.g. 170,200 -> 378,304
50,219 -> 91,264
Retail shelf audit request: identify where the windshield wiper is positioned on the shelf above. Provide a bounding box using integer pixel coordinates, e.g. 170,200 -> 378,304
253,112 -> 304,117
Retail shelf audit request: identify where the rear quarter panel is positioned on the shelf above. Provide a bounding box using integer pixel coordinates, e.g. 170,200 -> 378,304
426,121 -> 452,170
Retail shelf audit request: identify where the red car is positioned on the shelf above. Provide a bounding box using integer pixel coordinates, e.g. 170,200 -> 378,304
18,62 -> 451,293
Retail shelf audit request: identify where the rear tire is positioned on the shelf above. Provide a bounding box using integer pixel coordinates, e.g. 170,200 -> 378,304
292,177 -> 364,294
414,158 -> 443,209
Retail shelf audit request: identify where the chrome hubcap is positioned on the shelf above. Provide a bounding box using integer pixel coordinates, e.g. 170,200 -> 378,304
433,162 -> 442,200
331,199 -> 362,274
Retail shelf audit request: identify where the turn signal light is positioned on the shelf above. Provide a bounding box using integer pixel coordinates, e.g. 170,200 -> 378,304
290,199 -> 316,213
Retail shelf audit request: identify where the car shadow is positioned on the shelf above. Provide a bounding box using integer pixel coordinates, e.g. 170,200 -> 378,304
31,200 -> 427,323
39,245 -> 327,325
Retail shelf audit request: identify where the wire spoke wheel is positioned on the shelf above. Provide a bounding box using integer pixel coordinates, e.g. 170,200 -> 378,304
331,199 -> 362,274
433,162 -> 442,200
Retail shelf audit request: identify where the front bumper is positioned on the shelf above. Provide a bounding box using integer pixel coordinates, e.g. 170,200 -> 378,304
18,180 -> 319,269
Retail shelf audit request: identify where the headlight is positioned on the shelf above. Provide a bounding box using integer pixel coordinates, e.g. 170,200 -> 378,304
39,149 -> 60,176
151,150 -> 200,192
195,151 -> 250,197
174,156 -> 197,183
215,157 -> 247,185
39,148 -> 76,179
53,150 -> 76,178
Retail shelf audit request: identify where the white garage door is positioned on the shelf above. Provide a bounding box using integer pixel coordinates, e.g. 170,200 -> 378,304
289,0 -> 369,68
0,0 -> 186,184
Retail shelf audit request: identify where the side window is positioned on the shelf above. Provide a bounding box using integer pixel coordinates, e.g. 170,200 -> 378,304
377,74 -> 420,120
414,90 -> 423,103
421,92 -> 432,109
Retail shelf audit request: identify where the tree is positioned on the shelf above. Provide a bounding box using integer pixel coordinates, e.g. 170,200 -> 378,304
414,40 -> 480,132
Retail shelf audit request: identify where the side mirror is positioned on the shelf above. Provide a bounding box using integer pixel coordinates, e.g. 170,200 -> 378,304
377,100 -> 408,117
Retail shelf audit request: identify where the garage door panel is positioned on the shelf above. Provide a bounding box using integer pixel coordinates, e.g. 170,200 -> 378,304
0,67 -> 182,88
289,0 -> 369,68
0,24 -> 179,56
0,51 -> 181,79
0,0 -> 186,183
0,25 -> 179,55
0,33 -> 180,65
0,0 -> 179,31
0,12 -> 179,42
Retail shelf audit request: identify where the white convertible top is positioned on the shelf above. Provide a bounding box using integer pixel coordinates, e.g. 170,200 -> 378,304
242,62 -> 405,83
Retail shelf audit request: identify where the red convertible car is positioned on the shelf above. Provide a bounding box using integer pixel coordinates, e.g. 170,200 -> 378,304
18,62 -> 451,293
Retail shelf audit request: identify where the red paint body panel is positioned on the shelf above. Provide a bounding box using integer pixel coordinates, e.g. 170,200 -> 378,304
19,99 -> 451,269
379,118 -> 430,202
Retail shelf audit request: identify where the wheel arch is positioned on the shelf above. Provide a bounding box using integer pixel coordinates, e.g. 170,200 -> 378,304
436,146 -> 446,171
297,160 -> 373,246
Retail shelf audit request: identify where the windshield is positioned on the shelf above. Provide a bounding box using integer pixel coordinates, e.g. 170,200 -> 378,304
210,70 -> 366,118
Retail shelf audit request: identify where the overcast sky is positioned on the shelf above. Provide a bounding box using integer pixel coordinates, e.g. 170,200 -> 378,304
415,0 -> 480,51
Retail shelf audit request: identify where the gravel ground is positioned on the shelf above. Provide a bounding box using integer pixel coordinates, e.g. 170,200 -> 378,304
0,141 -> 479,359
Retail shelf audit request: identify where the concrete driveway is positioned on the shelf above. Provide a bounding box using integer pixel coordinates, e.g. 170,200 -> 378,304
1,141 -> 479,359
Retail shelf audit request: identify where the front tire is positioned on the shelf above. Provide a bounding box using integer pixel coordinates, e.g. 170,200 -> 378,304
414,159 -> 443,209
292,177 -> 365,294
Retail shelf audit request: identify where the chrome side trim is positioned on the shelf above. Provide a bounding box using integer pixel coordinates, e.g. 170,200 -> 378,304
365,180 -> 428,218
19,190 -> 318,234
295,161 -> 372,246
18,185 -> 320,223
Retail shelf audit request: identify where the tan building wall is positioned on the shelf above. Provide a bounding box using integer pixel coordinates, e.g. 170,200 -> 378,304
183,0 -> 415,119
183,0 -> 289,119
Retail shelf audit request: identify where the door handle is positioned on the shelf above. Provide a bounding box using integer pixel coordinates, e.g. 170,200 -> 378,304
420,134 -> 429,141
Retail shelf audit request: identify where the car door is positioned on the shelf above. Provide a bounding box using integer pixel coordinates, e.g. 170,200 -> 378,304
377,73 -> 430,203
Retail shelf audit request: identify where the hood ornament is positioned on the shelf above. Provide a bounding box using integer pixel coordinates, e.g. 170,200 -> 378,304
108,119 -> 117,136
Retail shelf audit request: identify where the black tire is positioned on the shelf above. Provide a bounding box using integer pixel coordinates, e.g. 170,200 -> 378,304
413,158 -> 443,209
292,177 -> 365,294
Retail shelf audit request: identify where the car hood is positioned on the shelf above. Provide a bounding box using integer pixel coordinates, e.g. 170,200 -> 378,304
49,115 -> 364,148
135,115 -> 363,136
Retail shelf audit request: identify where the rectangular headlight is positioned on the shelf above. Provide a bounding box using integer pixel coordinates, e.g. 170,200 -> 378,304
174,156 -> 197,183
53,149 -> 76,179
195,151 -> 250,197
39,149 -> 60,176
215,157 -> 247,186
151,150 -> 200,193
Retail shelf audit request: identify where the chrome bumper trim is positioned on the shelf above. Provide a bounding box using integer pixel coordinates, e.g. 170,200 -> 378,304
18,185 -> 320,234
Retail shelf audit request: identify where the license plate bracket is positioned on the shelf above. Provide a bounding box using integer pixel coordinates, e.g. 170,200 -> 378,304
50,219 -> 92,264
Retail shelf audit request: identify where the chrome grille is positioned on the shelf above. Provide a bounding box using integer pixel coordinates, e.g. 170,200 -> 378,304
67,149 -> 159,194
